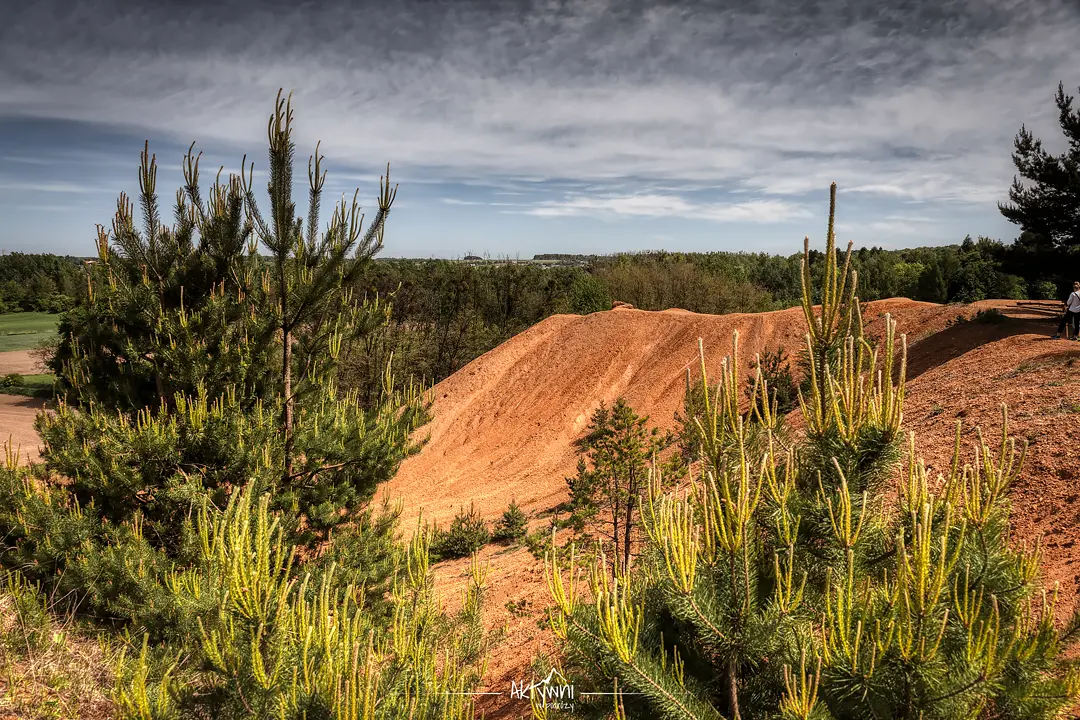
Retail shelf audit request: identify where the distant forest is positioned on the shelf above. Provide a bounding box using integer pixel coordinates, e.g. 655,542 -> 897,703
1,233 -> 1069,389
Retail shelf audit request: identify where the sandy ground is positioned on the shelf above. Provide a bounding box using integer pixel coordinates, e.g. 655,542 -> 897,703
901,301 -> 1080,634
382,298 -> 953,530
0,395 -> 47,464
4,299 -> 1079,719
0,350 -> 48,464
0,350 -> 45,376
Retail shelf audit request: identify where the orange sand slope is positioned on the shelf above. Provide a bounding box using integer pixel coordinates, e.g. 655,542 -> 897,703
382,298 -> 1078,718
383,298 -> 956,528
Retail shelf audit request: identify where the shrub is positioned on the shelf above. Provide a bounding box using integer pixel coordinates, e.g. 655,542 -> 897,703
1028,279 -> 1059,300
974,307 -> 1007,324
1,372 -> 23,387
0,459 -> 204,641
749,345 -> 798,415
523,525 -> 556,561
947,308 -> 1007,328
431,503 -> 491,561
492,500 -> 529,543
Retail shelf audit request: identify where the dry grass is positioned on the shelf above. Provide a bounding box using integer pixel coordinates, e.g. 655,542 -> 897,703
0,573 -> 115,720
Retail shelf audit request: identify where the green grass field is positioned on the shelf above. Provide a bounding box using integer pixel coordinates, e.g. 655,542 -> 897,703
0,373 -> 55,398
0,312 -> 59,352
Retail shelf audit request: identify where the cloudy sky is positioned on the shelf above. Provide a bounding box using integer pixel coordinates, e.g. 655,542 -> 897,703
1,0 -> 1077,258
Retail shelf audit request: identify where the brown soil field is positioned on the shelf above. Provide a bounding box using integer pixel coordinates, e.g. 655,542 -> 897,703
0,395 -> 47,465
4,299 -> 1079,719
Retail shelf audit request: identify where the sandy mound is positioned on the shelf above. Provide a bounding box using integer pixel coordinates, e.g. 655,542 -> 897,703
382,298 -> 949,528
382,298 -> 1080,718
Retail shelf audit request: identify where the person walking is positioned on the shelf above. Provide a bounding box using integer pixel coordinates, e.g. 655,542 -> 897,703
1053,280 -> 1080,340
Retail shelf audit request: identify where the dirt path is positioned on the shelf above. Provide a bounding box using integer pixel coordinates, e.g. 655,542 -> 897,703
0,394 -> 46,464
0,350 -> 44,376
0,350 -> 49,463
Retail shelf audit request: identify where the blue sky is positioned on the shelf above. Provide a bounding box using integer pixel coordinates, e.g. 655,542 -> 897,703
1,0 -> 1078,258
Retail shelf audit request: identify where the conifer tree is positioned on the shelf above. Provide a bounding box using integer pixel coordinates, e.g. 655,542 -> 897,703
0,91 -> 489,718
39,89 -> 427,553
999,81 -> 1080,251
114,486 -> 486,719
246,91 -> 400,483
565,398 -> 676,575
541,185 -> 1080,720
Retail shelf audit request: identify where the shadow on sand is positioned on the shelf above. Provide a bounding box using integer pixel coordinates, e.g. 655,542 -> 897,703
904,303 -> 1065,383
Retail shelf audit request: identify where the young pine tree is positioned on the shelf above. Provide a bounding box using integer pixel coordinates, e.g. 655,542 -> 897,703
542,185 -> 1080,720
114,486 -> 487,720
565,398 -> 677,576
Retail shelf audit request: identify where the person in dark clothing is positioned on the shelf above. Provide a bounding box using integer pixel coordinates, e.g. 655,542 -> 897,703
1053,280 -> 1080,340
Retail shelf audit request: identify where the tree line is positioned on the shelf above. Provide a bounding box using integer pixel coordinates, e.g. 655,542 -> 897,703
1,239 -> 1064,397
0,251 -> 87,313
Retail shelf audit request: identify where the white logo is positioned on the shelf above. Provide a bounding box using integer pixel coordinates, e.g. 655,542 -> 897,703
510,668 -> 575,711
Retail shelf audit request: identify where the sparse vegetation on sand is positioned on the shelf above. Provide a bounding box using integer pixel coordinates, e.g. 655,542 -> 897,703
0,571 -> 116,719
541,185 -> 1080,720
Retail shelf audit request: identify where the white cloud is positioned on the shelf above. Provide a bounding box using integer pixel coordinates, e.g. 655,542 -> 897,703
518,194 -> 811,223
1,0 -> 1078,240
0,181 -> 109,194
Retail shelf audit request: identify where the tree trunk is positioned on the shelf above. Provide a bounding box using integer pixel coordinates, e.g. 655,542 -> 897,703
622,467 -> 635,574
727,661 -> 741,720
816,343 -> 829,405
283,326 -> 293,481
611,487 -> 620,578
281,265 -> 294,485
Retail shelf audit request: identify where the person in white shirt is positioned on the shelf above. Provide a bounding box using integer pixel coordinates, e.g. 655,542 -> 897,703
1053,280 -> 1080,340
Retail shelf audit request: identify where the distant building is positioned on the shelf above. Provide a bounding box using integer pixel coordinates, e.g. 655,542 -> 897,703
464,255 -> 483,261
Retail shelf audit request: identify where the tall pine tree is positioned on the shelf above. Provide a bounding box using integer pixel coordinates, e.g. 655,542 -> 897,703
999,81 -> 1080,252
41,89 -> 428,553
